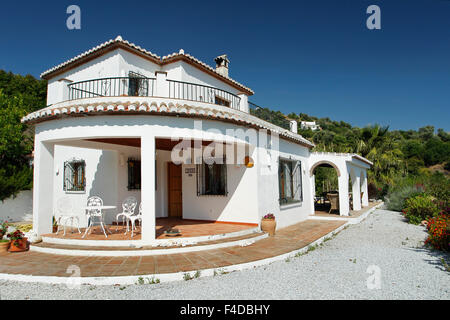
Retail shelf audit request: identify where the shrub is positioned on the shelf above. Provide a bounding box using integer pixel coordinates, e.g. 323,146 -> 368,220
425,211 -> 449,251
421,172 -> 450,208
402,194 -> 440,225
17,224 -> 32,233
385,185 -> 424,211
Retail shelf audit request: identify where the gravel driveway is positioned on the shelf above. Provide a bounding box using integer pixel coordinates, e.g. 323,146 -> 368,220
0,209 -> 448,300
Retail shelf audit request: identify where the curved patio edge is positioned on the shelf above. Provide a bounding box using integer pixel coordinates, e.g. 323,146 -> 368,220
0,204 -> 383,286
30,233 -> 268,257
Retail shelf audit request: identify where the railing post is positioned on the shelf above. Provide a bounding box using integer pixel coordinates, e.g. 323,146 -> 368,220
238,93 -> 249,113
155,71 -> 169,98
53,79 -> 73,103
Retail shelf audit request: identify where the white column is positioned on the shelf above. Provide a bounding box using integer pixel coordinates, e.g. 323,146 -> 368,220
338,174 -> 349,216
155,71 -> 169,98
310,174 -> 316,215
238,93 -> 249,113
32,139 -> 55,236
361,170 -> 369,207
351,169 -> 362,211
140,135 -> 156,242
60,79 -> 72,101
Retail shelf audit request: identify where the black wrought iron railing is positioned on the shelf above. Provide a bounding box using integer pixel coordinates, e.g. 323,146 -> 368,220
68,77 -> 156,100
249,101 -> 291,130
167,79 -> 240,110
67,77 -> 241,110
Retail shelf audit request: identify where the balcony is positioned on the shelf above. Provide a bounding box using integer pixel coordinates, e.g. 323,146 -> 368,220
67,76 -> 241,110
68,77 -> 156,100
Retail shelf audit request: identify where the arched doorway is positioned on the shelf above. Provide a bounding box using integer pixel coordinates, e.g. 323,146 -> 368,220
310,161 -> 341,215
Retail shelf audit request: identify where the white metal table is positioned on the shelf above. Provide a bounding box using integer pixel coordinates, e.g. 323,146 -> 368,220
81,205 -> 116,238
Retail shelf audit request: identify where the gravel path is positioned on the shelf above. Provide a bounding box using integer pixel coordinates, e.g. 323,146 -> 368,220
0,209 -> 448,300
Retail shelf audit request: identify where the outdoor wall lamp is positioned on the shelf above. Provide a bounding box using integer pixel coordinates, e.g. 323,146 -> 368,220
244,156 -> 254,168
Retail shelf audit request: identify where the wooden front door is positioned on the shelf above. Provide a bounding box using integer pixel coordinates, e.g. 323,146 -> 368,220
168,163 -> 182,218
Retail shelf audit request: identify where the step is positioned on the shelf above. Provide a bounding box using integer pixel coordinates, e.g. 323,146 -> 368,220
31,232 -> 268,256
40,226 -> 261,247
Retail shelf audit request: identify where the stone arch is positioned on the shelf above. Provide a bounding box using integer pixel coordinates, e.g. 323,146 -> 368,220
310,160 -> 341,177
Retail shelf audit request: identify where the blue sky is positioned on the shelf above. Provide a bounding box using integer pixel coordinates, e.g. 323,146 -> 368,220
1,0 -> 449,131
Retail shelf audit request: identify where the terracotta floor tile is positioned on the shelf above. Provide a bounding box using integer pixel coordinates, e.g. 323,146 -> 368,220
1,210 -> 361,277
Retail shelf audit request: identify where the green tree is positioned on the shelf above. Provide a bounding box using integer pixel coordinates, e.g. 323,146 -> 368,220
0,92 -> 34,200
0,71 -> 46,200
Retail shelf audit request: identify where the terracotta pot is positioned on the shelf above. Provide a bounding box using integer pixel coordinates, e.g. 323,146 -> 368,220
261,219 -> 276,236
0,241 -> 9,254
53,225 -> 58,233
8,238 -> 28,252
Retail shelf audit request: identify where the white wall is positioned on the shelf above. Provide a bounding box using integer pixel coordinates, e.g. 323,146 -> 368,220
47,50 -> 121,105
0,190 -> 33,222
182,146 -> 259,224
178,62 -> 241,96
34,114 -> 313,234
46,48 -> 249,109
117,49 -> 160,78
53,145 -> 117,226
256,138 -> 313,230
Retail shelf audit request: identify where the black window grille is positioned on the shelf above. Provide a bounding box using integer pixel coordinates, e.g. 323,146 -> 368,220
278,159 -> 303,205
214,96 -> 230,107
196,162 -> 228,196
128,71 -> 149,97
63,160 -> 86,192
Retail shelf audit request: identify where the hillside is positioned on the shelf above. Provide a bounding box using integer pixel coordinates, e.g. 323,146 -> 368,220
250,105 -> 450,196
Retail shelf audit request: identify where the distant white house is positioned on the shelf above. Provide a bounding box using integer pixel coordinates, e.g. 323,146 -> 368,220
300,121 -> 320,131
22,36 -> 371,244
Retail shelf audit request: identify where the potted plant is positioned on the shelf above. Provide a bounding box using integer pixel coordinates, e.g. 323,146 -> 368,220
52,216 -> 58,233
261,213 -> 276,236
0,220 -> 8,239
7,230 -> 28,252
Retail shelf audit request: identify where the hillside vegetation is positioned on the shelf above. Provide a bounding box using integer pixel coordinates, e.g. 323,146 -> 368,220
0,70 -> 46,200
251,106 -> 450,199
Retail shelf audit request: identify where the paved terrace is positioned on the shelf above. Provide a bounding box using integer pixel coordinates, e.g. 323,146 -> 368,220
43,218 -> 256,241
312,201 -> 380,219
0,219 -> 346,278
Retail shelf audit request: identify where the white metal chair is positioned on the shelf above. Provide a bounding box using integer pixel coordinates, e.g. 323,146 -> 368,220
126,202 -> 142,237
115,196 -> 137,232
82,196 -> 110,238
55,197 -> 81,236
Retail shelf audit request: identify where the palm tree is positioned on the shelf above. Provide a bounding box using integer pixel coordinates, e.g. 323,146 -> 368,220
357,125 -> 405,186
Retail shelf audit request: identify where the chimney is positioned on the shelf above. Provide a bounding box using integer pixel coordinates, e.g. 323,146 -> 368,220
289,120 -> 298,134
214,54 -> 229,77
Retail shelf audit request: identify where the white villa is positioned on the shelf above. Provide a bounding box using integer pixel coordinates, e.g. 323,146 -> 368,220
22,36 -> 372,245
300,121 -> 320,131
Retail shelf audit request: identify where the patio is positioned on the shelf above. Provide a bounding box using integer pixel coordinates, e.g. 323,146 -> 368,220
312,201 -> 380,219
43,218 -> 257,241
0,218 -> 346,277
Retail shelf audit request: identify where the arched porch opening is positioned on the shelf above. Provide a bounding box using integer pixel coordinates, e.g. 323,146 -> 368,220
309,152 -> 372,217
310,161 -> 341,215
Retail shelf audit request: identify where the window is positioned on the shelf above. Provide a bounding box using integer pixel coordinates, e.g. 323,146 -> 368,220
197,162 -> 227,196
64,160 -> 86,192
127,159 -> 141,190
214,96 -> 230,107
128,71 -> 149,96
278,159 -> 302,205
127,159 -> 158,190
